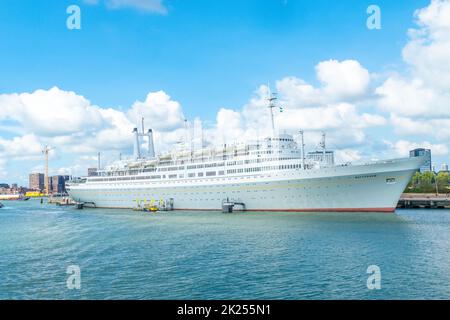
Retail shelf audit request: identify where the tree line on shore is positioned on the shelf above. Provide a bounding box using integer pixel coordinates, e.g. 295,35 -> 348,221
405,171 -> 450,194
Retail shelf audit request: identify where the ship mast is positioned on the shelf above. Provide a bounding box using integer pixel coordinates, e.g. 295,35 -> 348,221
266,85 -> 284,139
267,86 -> 277,138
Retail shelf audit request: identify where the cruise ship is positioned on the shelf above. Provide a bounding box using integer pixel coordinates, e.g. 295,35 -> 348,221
66,95 -> 423,212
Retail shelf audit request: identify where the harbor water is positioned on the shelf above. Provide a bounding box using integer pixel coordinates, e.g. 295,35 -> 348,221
0,199 -> 449,299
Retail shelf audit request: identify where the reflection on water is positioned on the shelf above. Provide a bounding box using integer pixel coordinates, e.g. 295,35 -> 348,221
0,199 -> 449,299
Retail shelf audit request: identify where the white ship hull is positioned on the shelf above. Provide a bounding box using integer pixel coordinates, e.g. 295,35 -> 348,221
67,157 -> 422,212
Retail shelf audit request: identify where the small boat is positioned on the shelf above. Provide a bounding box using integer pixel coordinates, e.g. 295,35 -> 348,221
143,205 -> 159,213
0,202 -> 4,208
134,204 -> 159,213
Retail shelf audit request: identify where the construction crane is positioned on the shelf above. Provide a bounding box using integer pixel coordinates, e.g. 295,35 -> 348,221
42,146 -> 52,196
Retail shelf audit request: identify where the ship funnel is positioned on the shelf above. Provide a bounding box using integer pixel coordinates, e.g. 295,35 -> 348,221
133,128 -> 141,160
147,129 -> 155,158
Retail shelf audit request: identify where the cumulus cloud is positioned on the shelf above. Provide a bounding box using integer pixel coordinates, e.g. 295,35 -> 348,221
235,78 -> 385,148
128,91 -> 185,132
316,60 -> 370,100
276,59 -> 371,108
0,134 -> 43,160
0,87 -> 187,180
403,0 -> 450,89
0,87 -> 104,136
386,139 -> 449,157
376,0 -> 450,134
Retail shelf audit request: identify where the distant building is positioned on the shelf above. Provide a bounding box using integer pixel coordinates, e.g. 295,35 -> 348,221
88,168 -> 98,177
29,173 -> 45,191
0,183 -> 9,189
50,175 -> 71,194
11,183 -> 18,190
409,148 -> 432,173
441,163 -> 449,172
307,151 -> 335,167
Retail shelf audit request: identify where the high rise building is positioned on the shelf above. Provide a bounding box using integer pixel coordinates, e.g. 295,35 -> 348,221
441,163 -> 449,172
409,148 -> 432,173
29,173 -> 45,191
50,175 -> 71,194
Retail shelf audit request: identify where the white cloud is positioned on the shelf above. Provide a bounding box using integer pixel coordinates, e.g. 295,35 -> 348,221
374,0 -> 450,145
0,87 -> 188,182
0,134 -> 42,160
236,83 -> 385,148
128,91 -> 185,132
403,0 -> 450,90
0,87 -> 105,136
215,108 -> 244,144
375,76 -> 447,117
386,139 -> 449,157
316,60 -> 370,100
276,59 -> 371,108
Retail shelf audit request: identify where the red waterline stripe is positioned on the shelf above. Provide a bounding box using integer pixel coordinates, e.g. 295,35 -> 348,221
175,207 -> 396,213
81,206 -> 396,213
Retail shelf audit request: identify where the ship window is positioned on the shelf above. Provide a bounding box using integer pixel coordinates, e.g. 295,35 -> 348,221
386,178 -> 396,184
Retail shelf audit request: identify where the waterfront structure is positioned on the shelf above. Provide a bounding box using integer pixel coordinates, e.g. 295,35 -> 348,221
67,94 -> 423,213
29,173 -> 45,191
409,148 -> 431,173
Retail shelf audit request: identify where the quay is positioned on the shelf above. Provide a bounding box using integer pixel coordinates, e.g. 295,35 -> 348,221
398,193 -> 450,209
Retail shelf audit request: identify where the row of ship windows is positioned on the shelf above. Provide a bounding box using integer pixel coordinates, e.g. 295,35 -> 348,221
96,157 -> 298,177
82,194 -> 336,201
91,164 -> 303,182
155,157 -> 297,171
78,184 -> 356,196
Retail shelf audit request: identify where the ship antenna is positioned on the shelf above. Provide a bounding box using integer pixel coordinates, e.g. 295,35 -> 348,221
266,84 -> 283,138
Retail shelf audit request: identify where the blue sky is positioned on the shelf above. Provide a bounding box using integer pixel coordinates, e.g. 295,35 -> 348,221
1,0 -> 449,185
0,0 -> 425,114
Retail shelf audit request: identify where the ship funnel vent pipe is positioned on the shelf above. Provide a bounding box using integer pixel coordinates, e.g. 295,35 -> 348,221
148,129 -> 155,158
133,128 -> 141,160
